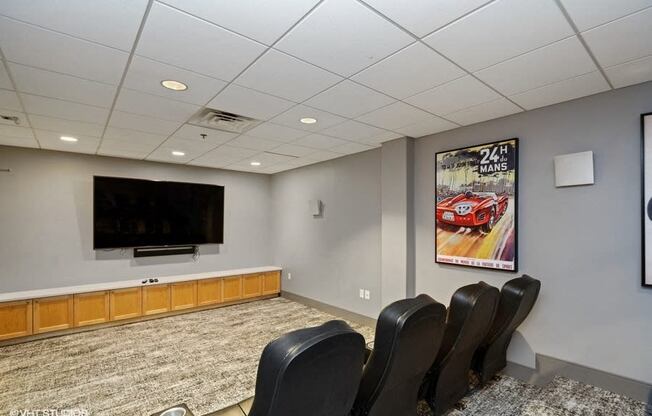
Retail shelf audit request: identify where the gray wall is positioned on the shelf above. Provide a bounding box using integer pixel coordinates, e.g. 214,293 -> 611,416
415,82 -> 652,384
0,147 -> 272,292
271,149 -> 382,317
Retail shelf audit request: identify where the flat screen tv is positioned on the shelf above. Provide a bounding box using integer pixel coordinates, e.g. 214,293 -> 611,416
93,176 -> 224,249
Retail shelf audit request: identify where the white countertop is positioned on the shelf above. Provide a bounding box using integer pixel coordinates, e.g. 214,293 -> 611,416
0,266 -> 283,303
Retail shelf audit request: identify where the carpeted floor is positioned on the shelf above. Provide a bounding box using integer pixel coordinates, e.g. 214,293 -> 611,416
0,297 -> 374,415
1,297 -> 650,416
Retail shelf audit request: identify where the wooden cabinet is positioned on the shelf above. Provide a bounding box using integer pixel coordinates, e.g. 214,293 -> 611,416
171,281 -> 197,311
110,287 -> 142,321
33,295 -> 74,334
74,291 -> 110,327
222,276 -> 243,302
0,300 -> 32,340
197,278 -> 222,306
242,274 -> 263,299
262,271 -> 281,295
142,284 -> 170,315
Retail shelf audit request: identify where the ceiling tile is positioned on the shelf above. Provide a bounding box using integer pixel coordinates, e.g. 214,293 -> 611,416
115,89 -> 200,122
136,2 -> 266,80
0,65 -> 13,90
276,0 -> 414,76
173,124 -> 237,144
235,49 -> 342,102
0,17 -> 129,84
0,134 -> 38,149
245,122 -> 309,142
0,110 -> 29,127
321,120 -> 399,143
29,115 -> 104,137
405,76 -> 500,115
259,163 -> 298,174
0,124 -> 34,139
97,147 -> 149,160
269,143 -> 316,157
304,80 -> 395,118
0,0 -> 148,51
34,129 -> 100,154
424,0 -> 573,72
605,55 -> 652,88
9,63 -> 116,107
510,71 -> 610,110
271,105 -> 346,132
474,36 -> 596,96
159,0 -> 320,45
103,126 -> 169,148
123,56 -> 228,105
363,0 -> 490,37
146,146 -> 197,164
445,98 -> 522,126
227,135 -> 283,151
582,7 -> 652,68
356,101 -> 433,130
108,110 -> 182,135
189,144 -> 258,167
394,115 -> 458,138
0,89 -> 21,111
352,42 -> 465,99
99,136 -> 161,155
293,133 -> 349,150
560,0 -> 652,31
21,94 -> 109,124
208,84 -> 295,120
330,141 -> 375,155
302,149 -> 342,162
245,152 -> 297,165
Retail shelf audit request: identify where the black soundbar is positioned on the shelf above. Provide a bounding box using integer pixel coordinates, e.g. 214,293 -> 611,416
133,246 -> 196,257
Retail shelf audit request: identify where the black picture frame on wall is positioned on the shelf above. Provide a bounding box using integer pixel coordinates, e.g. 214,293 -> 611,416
435,138 -> 519,272
641,113 -> 652,288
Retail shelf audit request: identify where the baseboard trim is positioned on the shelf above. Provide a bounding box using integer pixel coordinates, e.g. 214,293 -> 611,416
281,291 -> 376,328
502,354 -> 652,403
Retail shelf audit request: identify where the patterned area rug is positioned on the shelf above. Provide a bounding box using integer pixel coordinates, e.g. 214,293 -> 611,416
417,375 -> 652,416
0,297 -> 374,415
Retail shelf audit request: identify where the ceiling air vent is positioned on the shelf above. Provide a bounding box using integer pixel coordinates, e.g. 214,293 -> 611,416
189,108 -> 261,134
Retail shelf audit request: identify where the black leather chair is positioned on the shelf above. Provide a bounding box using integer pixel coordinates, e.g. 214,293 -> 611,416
473,275 -> 541,384
421,282 -> 500,416
351,294 -> 446,416
248,320 -> 366,416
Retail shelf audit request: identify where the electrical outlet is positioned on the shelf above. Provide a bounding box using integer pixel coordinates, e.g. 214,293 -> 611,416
287,272 -> 292,280
364,290 -> 370,300
359,289 -> 364,299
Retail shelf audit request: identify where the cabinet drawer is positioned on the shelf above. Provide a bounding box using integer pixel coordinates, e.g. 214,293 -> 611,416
0,300 -> 33,340
242,274 -> 263,299
262,271 -> 281,295
33,295 -> 74,334
110,287 -> 142,321
171,281 -> 197,311
142,285 -> 170,316
222,276 -> 243,302
197,278 -> 222,306
74,291 -> 110,327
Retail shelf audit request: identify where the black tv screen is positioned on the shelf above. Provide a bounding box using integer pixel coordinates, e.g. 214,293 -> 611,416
93,176 -> 224,249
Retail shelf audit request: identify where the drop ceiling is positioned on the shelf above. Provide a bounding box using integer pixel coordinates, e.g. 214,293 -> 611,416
0,0 -> 650,174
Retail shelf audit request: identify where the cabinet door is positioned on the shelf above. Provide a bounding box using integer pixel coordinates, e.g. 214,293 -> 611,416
171,281 -> 197,311
242,274 -> 263,298
142,285 -> 170,315
74,291 -> 110,327
110,287 -> 142,321
33,295 -> 74,333
197,278 -> 222,306
0,300 -> 33,340
262,271 -> 281,295
222,276 -> 243,302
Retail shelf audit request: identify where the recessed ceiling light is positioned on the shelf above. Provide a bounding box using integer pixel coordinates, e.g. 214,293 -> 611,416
250,161 -> 261,166
171,150 -> 185,156
161,80 -> 188,91
300,117 -> 317,124
60,136 -> 78,142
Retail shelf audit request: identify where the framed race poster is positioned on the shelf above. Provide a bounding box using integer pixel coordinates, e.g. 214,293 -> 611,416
641,113 -> 652,287
435,138 -> 518,271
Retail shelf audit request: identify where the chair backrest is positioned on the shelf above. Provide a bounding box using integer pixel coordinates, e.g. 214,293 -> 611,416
423,282 -> 499,416
248,320 -> 366,416
474,275 -> 541,383
352,294 -> 446,416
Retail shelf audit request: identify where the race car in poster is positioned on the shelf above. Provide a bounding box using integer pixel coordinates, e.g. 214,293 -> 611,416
436,191 -> 508,233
